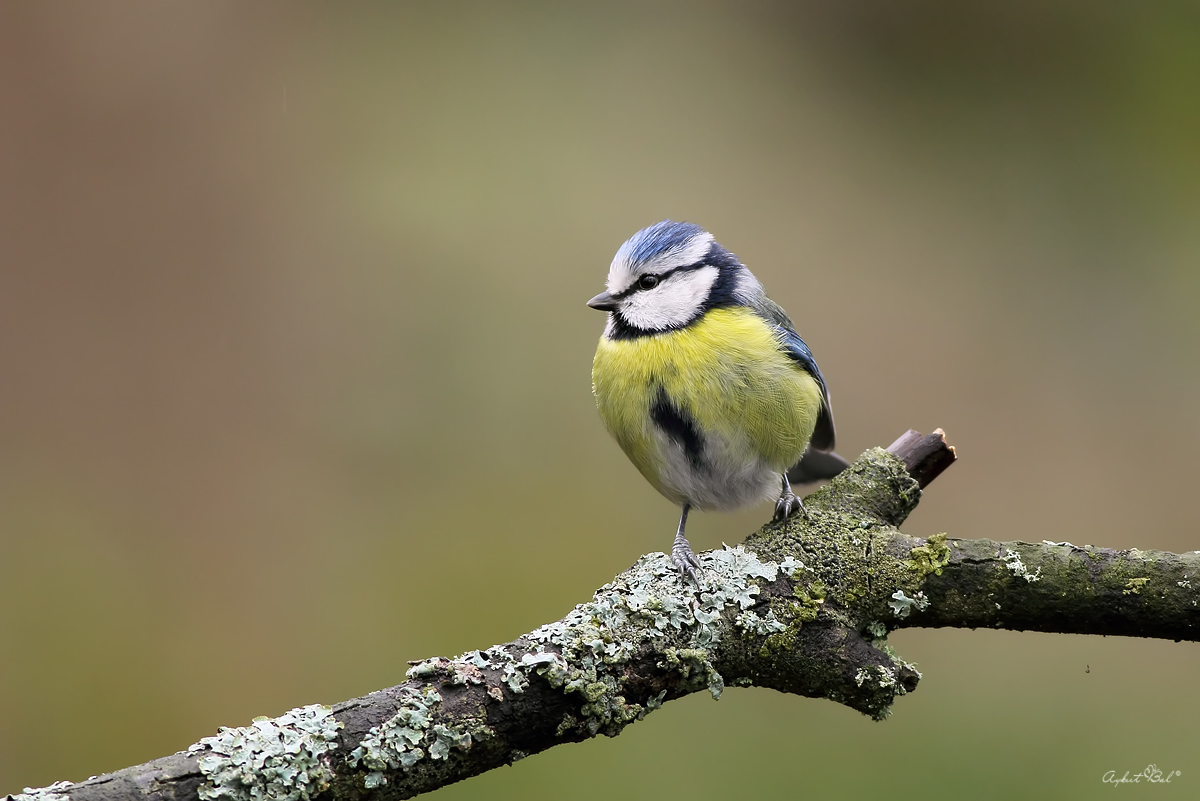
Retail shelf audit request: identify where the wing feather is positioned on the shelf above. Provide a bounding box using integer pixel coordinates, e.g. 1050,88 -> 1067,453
753,297 -> 836,453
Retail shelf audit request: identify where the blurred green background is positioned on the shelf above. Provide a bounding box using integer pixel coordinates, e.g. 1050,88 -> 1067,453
2,1 -> 1198,798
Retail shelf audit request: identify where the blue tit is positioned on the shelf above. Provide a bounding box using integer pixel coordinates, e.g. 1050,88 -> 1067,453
588,220 -> 848,580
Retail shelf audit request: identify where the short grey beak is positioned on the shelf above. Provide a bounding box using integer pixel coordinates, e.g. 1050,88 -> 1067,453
587,291 -> 618,311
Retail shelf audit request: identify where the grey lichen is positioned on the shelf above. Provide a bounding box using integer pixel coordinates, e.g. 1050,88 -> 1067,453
501,662 -> 528,693
854,665 -> 894,690
404,662 -> 439,680
888,590 -> 929,619
521,650 -> 571,687
736,609 -> 788,636
428,546 -> 786,740
1002,550 -> 1042,582
347,686 -> 448,787
188,705 -> 342,801
11,780 -> 74,801
778,556 -> 806,577
428,725 -> 476,760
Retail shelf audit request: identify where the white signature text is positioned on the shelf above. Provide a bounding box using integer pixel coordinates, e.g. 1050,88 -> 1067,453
1102,765 -> 1181,787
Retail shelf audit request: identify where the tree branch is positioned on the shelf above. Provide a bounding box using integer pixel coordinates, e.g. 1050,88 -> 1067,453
906,537 -> 1200,640
10,429 -> 1198,801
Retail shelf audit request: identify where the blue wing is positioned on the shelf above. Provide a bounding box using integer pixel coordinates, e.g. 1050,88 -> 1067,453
750,295 -> 838,458
776,326 -> 836,452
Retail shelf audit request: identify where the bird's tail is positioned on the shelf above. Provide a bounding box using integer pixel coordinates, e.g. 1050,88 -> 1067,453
787,449 -> 850,484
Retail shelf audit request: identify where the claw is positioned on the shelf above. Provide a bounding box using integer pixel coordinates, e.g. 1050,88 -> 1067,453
671,545 -> 701,583
774,473 -> 809,521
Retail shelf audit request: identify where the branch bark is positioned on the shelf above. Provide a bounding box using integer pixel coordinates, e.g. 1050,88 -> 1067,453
10,429 -> 1199,801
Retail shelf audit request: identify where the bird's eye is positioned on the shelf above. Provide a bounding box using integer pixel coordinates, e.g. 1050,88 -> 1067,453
637,274 -> 660,290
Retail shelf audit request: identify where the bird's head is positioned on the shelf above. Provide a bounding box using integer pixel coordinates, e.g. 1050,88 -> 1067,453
587,220 -> 760,335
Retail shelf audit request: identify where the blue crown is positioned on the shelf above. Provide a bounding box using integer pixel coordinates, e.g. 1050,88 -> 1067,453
621,220 -> 707,267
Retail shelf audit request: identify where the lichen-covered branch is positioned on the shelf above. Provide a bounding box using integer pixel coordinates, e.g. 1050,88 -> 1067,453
10,430 -> 1199,801
903,537 -> 1200,640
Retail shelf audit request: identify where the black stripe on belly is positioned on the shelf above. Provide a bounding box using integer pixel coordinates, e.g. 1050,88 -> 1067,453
650,386 -> 705,472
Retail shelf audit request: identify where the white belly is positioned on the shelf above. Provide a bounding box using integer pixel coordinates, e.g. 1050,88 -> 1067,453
650,425 -> 782,512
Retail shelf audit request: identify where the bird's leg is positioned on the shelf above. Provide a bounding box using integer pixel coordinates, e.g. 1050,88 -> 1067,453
774,472 -> 808,520
671,504 -> 702,582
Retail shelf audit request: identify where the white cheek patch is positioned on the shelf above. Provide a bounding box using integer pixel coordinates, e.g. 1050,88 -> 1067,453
607,232 -> 715,294
619,266 -> 719,330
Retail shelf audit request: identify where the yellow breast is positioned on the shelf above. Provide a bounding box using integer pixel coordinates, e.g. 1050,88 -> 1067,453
591,306 -> 823,502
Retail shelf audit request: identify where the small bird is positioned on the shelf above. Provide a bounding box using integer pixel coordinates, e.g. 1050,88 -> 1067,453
588,221 -> 847,580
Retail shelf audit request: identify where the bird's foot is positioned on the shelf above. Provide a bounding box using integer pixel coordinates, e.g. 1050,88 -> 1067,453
672,533 -> 703,584
774,488 -> 808,521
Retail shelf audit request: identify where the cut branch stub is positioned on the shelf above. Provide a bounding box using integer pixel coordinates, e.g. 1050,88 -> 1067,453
887,428 -> 957,488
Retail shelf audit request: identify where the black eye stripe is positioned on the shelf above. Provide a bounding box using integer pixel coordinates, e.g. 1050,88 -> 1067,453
611,260 -> 707,300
